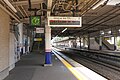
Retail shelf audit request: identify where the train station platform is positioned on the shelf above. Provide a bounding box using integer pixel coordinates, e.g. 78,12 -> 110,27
68,47 -> 120,57
4,49 -> 107,80
57,46 -> 120,57
4,51 -> 77,80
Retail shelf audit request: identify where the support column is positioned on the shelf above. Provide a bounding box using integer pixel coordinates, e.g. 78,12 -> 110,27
44,24 -> 52,66
27,37 -> 30,53
99,36 -> 102,50
79,37 -> 81,48
73,39 -> 77,48
75,38 -> 77,48
23,35 -> 26,54
83,37 -> 85,48
88,35 -> 90,50
18,23 -> 23,55
114,35 -> 117,50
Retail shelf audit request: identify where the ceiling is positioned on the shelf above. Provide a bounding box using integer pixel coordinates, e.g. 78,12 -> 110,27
1,0 -> 120,37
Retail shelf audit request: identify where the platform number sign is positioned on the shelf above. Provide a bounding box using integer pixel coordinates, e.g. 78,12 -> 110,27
30,16 -> 41,26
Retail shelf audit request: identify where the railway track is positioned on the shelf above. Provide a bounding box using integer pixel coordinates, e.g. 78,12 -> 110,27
53,48 -> 120,80
66,48 -> 120,70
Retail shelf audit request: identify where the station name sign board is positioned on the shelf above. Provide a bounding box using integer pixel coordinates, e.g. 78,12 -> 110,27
48,17 -> 82,27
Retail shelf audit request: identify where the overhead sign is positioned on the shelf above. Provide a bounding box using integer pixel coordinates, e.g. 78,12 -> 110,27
34,38 -> 42,41
30,16 -> 41,26
48,17 -> 82,27
36,28 -> 44,33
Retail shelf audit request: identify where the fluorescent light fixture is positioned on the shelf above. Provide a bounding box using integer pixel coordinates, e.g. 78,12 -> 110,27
4,0 -> 17,13
62,28 -> 67,33
92,0 -> 107,10
119,29 -> 120,32
100,31 -> 104,35
107,0 -> 120,5
108,31 -> 111,34
101,32 -> 105,34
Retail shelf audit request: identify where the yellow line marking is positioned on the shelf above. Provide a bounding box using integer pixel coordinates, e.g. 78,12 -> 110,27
54,52 -> 88,80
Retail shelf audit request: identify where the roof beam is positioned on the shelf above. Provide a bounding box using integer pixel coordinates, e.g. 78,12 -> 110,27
47,0 -> 52,17
21,6 -> 29,17
12,0 -> 43,6
16,6 -> 25,18
0,3 -> 20,22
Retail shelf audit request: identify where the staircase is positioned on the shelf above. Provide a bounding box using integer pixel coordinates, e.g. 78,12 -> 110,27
95,37 -> 114,50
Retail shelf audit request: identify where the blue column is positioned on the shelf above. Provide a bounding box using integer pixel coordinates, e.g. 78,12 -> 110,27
45,52 -> 51,64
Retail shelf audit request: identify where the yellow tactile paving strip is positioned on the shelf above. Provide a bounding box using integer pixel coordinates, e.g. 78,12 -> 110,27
54,52 -> 88,80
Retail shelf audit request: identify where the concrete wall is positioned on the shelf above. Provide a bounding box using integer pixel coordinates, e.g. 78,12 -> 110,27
90,38 -> 99,50
9,33 -> 15,71
0,8 -> 10,79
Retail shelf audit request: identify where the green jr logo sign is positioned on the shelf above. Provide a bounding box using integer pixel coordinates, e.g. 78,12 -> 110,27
31,16 -> 40,26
